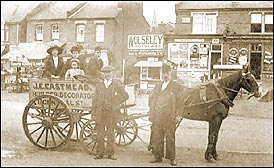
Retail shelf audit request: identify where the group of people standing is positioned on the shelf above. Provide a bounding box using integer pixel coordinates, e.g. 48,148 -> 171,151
42,44 -> 103,80
41,44 -> 184,166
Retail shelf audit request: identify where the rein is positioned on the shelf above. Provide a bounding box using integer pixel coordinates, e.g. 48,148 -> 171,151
215,83 -> 239,93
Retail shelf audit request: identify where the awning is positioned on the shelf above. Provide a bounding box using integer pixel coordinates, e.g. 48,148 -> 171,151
134,61 -> 163,67
1,41 -> 66,61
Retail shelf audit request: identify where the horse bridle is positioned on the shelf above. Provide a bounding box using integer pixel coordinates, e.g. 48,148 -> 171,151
216,72 -> 258,100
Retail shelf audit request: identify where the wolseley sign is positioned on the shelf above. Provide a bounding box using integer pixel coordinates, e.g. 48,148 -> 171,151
128,34 -> 164,50
128,34 -> 164,56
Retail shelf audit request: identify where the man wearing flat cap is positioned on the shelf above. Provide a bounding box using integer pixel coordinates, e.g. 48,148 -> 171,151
148,63 -> 184,166
92,66 -> 129,160
42,45 -> 65,79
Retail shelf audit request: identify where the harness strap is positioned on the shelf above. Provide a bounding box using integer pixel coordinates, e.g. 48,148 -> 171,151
213,84 -> 234,107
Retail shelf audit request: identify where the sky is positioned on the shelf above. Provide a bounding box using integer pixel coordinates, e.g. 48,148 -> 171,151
1,1 -> 178,26
143,1 -> 179,26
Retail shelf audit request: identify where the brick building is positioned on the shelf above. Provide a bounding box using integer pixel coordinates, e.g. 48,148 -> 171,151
164,1 -> 273,85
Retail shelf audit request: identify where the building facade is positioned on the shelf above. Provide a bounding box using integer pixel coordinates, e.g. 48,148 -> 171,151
164,1 -> 273,86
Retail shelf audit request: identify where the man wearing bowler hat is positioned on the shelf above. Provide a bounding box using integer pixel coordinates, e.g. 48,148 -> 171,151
148,63 -> 184,166
92,66 -> 129,160
42,44 -> 65,78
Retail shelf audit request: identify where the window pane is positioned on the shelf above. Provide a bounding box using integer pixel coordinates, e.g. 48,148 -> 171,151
193,14 -> 203,33
96,24 -> 104,42
52,24 -> 59,40
265,14 -> 273,24
265,24 -> 273,33
205,14 -> 216,33
36,25 -> 43,41
251,13 -> 262,23
77,25 -> 85,42
251,24 -> 261,33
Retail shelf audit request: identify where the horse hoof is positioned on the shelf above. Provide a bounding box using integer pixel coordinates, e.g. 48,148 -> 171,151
207,158 -> 216,163
206,154 -> 216,163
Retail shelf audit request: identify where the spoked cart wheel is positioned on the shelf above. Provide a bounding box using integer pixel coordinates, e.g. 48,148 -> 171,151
79,120 -> 97,154
115,117 -> 138,146
69,109 -> 92,141
22,95 -> 74,150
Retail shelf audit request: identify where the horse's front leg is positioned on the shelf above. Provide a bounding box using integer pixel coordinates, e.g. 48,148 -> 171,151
205,114 -> 223,162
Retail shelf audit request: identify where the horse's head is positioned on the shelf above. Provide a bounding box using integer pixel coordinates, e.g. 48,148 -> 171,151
240,65 -> 261,98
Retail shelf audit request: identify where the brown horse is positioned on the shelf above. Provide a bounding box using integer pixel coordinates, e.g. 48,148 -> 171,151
176,65 -> 261,162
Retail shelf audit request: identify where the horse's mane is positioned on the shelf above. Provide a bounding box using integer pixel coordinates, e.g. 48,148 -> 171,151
217,70 -> 242,87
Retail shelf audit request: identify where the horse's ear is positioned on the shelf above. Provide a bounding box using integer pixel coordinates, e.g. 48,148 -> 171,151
242,63 -> 249,74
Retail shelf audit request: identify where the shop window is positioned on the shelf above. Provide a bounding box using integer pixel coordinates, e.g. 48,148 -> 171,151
192,12 -> 217,34
35,24 -> 43,41
76,24 -> 85,42
251,12 -> 273,33
141,67 -> 148,79
51,24 -> 59,40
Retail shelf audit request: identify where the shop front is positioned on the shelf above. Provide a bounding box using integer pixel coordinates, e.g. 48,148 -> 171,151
166,37 -> 223,88
129,34 -> 164,93
223,36 -> 273,81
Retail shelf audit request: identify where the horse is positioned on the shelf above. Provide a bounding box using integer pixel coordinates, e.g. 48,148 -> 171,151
175,65 -> 261,162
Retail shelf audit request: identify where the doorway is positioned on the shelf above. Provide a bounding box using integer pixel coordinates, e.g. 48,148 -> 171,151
250,53 -> 262,79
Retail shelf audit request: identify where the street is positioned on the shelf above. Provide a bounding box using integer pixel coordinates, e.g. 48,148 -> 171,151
1,84 -> 273,166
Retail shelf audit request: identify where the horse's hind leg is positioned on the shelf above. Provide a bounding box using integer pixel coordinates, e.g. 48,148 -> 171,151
205,114 -> 223,162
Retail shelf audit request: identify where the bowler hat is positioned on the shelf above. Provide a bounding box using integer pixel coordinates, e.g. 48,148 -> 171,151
47,45 -> 63,55
162,63 -> 171,74
70,46 -> 81,53
101,66 -> 114,72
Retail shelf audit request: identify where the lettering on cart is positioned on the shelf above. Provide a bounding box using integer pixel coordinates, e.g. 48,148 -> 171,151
32,83 -> 95,92
33,91 -> 93,99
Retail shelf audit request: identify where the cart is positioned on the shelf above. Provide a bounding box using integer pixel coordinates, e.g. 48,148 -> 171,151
22,77 -> 142,151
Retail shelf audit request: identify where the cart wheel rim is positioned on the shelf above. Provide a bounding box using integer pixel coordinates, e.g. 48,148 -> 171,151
22,95 -> 74,150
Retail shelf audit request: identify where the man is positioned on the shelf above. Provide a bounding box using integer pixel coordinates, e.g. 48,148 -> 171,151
148,63 -> 184,166
85,46 -> 104,79
92,66 -> 129,160
42,45 -> 65,78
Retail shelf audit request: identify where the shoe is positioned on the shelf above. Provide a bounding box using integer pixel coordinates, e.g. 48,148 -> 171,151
170,159 -> 177,166
149,158 -> 162,163
108,155 -> 117,160
94,154 -> 103,159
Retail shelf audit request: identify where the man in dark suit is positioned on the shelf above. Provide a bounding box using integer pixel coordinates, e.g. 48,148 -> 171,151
148,63 -> 184,166
92,66 -> 129,160
85,46 -> 104,79
42,45 -> 65,78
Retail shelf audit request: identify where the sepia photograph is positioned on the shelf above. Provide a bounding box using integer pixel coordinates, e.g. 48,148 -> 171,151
1,1 -> 273,167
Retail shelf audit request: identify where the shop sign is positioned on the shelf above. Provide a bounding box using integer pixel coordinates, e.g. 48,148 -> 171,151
212,39 -> 219,44
181,16 -> 191,23
128,49 -> 163,56
174,39 -> 205,43
128,34 -> 163,50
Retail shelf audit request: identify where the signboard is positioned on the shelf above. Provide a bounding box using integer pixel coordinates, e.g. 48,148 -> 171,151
212,39 -> 219,44
128,34 -> 164,50
128,34 -> 164,56
29,78 -> 96,110
174,39 -> 205,43
181,16 -> 191,23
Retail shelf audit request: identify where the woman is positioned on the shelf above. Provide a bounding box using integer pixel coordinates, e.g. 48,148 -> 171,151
42,45 -> 65,79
